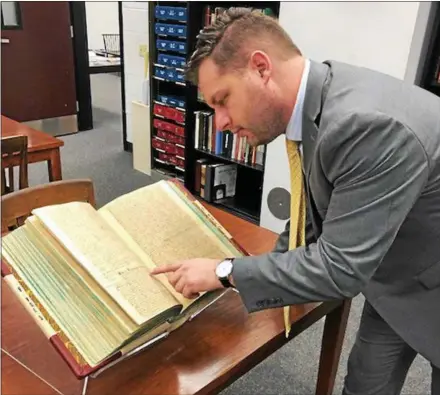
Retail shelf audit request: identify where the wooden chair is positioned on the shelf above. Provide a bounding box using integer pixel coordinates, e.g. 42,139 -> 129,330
1,179 -> 95,233
1,135 -> 29,195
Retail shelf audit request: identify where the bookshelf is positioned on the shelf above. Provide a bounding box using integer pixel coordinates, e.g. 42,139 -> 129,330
148,2 -> 280,223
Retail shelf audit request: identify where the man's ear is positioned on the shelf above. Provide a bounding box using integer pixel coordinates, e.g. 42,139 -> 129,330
249,50 -> 272,83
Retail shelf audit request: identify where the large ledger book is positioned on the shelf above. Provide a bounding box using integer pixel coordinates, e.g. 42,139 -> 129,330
1,180 -> 247,379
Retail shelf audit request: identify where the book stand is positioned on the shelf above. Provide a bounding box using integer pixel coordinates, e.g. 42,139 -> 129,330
2,284 -> 231,395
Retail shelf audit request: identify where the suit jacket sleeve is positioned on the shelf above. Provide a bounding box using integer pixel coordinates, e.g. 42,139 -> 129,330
272,208 -> 317,253
232,112 -> 430,312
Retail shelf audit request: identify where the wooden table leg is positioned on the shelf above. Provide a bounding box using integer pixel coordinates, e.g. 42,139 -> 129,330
315,299 -> 352,395
47,148 -> 62,181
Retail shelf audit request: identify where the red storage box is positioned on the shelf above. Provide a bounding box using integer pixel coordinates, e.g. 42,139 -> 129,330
176,146 -> 185,157
174,110 -> 185,123
169,155 -> 178,165
164,142 -> 177,155
153,104 -> 167,117
176,158 -> 185,168
158,152 -> 170,162
175,125 -> 185,136
153,119 -> 166,129
152,138 -> 166,151
156,130 -> 169,140
163,122 -> 175,133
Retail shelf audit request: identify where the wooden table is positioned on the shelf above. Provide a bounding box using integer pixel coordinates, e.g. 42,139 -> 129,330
1,116 -> 64,181
1,203 -> 351,395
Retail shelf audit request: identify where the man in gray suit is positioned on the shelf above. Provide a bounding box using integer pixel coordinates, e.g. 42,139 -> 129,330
152,8 -> 440,394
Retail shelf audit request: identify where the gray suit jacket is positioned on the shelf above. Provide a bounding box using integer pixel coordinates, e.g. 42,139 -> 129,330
232,60 -> 440,366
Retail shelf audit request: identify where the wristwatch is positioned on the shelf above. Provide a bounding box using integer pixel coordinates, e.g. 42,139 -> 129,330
215,258 -> 235,288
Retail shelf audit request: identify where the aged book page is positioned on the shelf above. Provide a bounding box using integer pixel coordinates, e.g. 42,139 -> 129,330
99,181 -> 243,307
99,209 -> 188,307
100,181 -> 241,266
32,202 -> 180,327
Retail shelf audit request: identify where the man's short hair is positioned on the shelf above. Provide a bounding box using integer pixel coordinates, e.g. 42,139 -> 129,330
186,7 -> 302,84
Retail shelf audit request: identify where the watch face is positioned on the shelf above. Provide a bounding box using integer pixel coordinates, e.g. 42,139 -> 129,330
216,260 -> 233,278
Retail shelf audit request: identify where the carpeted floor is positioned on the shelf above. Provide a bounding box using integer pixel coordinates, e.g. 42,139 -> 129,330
26,74 -> 431,394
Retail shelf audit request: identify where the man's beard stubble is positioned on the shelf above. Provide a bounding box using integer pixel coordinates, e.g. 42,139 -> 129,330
249,105 -> 286,146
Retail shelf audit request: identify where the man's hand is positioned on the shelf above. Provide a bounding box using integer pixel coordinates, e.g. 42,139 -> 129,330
150,258 -> 222,299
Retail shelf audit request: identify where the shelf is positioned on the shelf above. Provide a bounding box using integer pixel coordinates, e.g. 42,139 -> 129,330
157,48 -> 187,56
153,158 -> 185,174
155,18 -> 187,25
195,148 -> 264,172
197,195 -> 259,224
156,33 -> 187,40
154,63 -> 185,73
153,76 -> 186,86
153,113 -> 185,126
153,100 -> 185,112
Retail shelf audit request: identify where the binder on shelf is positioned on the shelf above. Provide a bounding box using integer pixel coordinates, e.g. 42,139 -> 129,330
156,39 -> 187,54
155,6 -> 187,22
155,23 -> 187,38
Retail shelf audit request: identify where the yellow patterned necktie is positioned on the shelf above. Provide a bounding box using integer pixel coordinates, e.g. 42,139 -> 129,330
284,139 -> 306,337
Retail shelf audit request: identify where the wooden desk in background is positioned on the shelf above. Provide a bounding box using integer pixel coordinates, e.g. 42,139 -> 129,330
1,203 -> 351,395
1,116 -> 64,182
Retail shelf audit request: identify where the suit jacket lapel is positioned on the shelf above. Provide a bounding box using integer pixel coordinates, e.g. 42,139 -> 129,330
301,61 -> 332,237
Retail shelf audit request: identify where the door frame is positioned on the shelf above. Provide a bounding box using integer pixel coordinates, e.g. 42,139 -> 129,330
69,1 -> 128,151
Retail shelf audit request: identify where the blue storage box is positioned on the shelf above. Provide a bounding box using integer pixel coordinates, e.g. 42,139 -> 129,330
168,40 -> 186,53
157,54 -> 171,66
155,6 -> 187,22
157,95 -> 186,108
154,67 -> 167,79
169,7 -> 187,21
155,23 -> 167,35
156,39 -> 168,51
155,6 -> 168,19
155,23 -> 186,38
166,68 -> 176,81
169,55 -> 186,68
176,71 -> 185,83
156,39 -> 186,54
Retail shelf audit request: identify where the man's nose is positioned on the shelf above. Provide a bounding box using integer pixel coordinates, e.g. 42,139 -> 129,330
215,109 -> 231,131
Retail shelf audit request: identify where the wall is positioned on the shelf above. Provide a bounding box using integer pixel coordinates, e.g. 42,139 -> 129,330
260,2 -> 428,234
122,2 -> 149,143
405,2 -> 437,84
85,2 -> 119,50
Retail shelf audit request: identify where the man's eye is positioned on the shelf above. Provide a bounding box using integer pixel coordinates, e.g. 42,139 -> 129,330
219,96 -> 228,106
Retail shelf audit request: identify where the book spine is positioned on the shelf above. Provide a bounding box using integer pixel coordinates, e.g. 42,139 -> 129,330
3,272 -> 56,339
205,164 -> 213,202
194,111 -> 200,149
200,164 -> 207,198
215,131 -> 222,155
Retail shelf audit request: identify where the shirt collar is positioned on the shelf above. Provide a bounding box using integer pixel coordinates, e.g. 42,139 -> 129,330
286,58 -> 311,142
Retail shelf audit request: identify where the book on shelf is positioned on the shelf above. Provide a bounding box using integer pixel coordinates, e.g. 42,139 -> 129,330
194,111 -> 265,167
196,160 -> 238,202
1,180 -> 247,379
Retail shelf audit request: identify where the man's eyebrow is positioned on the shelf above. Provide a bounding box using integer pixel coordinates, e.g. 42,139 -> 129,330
211,90 -> 226,105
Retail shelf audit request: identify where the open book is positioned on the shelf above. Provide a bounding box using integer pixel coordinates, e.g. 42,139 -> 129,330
1,180 -> 247,378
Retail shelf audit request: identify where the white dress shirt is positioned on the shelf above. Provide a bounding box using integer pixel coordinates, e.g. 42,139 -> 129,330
285,58 -> 311,145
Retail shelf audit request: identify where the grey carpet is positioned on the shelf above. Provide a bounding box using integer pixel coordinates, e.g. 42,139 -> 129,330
27,74 -> 431,394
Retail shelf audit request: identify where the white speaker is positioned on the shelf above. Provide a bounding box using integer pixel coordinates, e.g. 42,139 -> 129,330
260,134 -> 291,234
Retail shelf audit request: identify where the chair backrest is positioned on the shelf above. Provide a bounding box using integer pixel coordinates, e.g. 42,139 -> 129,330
102,33 -> 120,56
1,135 -> 29,194
1,179 -> 96,233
